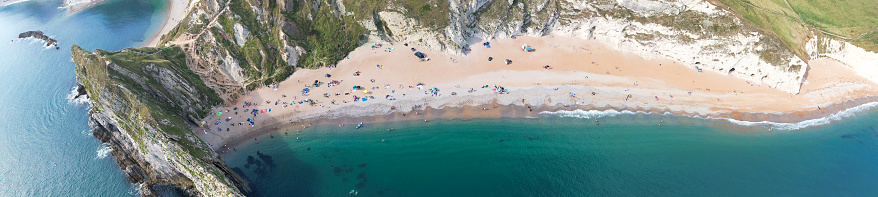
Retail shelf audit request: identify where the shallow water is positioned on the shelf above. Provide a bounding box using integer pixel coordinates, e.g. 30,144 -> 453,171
0,0 -> 168,195
224,111 -> 878,196
4,0 -> 878,195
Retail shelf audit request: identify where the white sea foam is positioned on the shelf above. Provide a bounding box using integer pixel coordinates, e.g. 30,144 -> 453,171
95,144 -> 112,159
62,0 -> 94,7
713,102 -> 878,130
66,86 -> 89,106
81,129 -> 92,136
128,183 -> 143,196
540,109 -> 642,119
19,37 -> 54,48
541,101 -> 878,131
1,0 -> 31,6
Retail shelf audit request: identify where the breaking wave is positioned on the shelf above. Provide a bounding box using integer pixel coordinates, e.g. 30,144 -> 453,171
541,101 -> 878,131
717,102 -> 878,130
95,144 -> 111,159
62,0 -> 94,7
540,109 -> 652,119
66,86 -> 89,106
16,37 -> 56,49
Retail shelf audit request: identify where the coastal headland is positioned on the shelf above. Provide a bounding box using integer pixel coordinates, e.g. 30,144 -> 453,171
196,35 -> 878,151
68,0 -> 878,195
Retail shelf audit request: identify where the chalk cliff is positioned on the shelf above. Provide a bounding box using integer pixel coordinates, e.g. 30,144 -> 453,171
72,45 -> 248,196
70,0 -> 877,196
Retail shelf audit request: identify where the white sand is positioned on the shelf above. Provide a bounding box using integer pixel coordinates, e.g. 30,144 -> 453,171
193,35 -> 878,150
145,0 -> 191,47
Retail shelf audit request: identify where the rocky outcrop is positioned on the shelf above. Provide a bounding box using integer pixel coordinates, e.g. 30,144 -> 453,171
90,112 -> 197,197
68,1 -> 873,196
72,45 -> 248,196
18,30 -> 59,49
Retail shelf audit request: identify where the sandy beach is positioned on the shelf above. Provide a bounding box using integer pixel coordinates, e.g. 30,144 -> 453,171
145,0 -> 190,47
193,35 -> 878,151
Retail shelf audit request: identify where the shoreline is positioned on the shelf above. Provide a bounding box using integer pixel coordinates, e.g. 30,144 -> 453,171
144,0 -> 189,47
215,95 -> 878,153
195,35 -> 878,152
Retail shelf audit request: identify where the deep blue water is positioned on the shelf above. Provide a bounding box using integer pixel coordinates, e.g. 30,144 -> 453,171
0,0 -> 167,195
4,0 -> 878,196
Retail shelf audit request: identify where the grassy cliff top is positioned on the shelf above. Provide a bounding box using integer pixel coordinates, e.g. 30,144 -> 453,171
714,0 -> 878,56
72,45 -> 221,158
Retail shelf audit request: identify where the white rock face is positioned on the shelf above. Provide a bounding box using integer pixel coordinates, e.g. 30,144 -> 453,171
378,11 -> 449,52
807,37 -> 878,84
222,53 -> 245,83
372,0 -> 809,93
233,23 -> 249,46
554,16 -> 807,93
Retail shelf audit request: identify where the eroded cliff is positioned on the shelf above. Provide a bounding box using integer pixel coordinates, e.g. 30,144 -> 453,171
72,45 -> 248,196
69,0 -> 877,195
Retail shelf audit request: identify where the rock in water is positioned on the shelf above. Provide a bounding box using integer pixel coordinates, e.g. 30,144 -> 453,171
18,31 -> 59,49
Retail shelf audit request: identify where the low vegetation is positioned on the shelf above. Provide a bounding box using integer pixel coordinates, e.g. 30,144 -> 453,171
285,3 -> 366,69
714,0 -> 878,54
72,45 -> 222,159
343,0 -> 450,30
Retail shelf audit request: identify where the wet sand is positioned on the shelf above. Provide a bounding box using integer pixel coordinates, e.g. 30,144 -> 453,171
195,35 -> 878,151
145,0 -> 190,47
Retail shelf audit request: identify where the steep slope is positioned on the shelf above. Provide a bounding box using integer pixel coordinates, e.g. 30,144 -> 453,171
70,0 -> 876,195
162,0 -> 826,93
72,45 -> 248,196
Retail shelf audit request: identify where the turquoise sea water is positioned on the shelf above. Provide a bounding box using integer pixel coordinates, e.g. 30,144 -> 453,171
224,111 -> 878,196
0,0 -> 168,195
4,0 -> 878,196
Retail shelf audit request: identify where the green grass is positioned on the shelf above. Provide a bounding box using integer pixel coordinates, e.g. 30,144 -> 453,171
343,0 -> 450,30
216,13 -> 237,36
715,0 -> 878,54
287,4 -> 366,68
160,17 -> 190,45
72,45 -> 221,160
229,0 -> 260,33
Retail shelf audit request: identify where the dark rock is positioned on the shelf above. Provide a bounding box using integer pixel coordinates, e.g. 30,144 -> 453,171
18,31 -> 58,48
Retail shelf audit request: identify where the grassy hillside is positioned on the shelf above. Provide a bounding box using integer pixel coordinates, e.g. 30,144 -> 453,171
72,45 -> 242,195
73,45 -> 222,158
714,0 -> 878,55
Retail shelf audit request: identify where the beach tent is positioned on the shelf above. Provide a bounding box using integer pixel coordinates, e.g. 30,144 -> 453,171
522,44 -> 534,52
216,112 -> 222,116
414,51 -> 426,58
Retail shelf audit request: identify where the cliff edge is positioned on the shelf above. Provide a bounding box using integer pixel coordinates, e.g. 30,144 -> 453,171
71,45 -> 248,196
